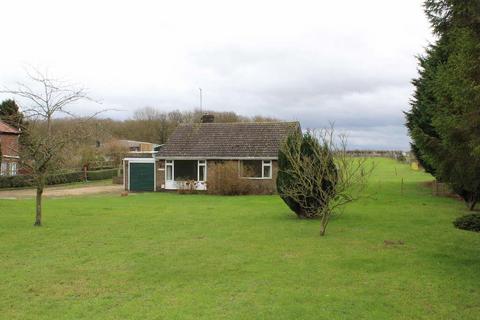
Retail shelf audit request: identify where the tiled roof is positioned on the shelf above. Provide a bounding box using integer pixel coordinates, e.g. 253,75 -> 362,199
158,121 -> 300,158
0,120 -> 20,134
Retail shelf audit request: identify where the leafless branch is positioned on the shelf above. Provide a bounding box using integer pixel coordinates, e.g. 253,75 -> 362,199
278,124 -> 375,236
1,68 -> 105,226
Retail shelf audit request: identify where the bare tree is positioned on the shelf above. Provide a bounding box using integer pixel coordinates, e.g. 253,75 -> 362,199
100,139 -> 129,172
277,125 -> 374,236
1,69 -> 99,226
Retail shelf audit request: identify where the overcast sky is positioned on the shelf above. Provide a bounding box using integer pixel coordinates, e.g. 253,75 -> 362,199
0,0 -> 432,150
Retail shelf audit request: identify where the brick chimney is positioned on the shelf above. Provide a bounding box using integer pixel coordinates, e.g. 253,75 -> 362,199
201,114 -> 215,123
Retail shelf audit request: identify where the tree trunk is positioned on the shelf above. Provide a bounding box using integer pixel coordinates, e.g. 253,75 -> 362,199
34,185 -> 44,226
319,213 -> 329,237
319,224 -> 326,236
469,199 -> 477,211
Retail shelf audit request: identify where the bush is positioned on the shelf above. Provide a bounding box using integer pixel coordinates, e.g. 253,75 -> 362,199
0,169 -> 119,189
0,175 -> 34,188
46,171 -> 84,185
277,131 -> 337,218
453,213 -> 480,232
207,161 -> 253,195
87,168 -> 118,181
0,171 -> 84,189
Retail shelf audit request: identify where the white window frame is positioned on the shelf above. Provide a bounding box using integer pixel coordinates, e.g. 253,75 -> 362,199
240,159 -> 272,180
197,160 -> 207,182
10,162 -> 17,176
0,162 -> 7,176
166,160 -> 174,181
262,160 -> 272,179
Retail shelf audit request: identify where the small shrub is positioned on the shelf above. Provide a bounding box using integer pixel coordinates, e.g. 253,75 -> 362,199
207,161 -> 252,195
453,213 -> 480,232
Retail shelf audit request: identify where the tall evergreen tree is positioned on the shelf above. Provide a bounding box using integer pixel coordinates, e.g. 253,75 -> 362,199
406,41 -> 448,175
407,0 -> 480,210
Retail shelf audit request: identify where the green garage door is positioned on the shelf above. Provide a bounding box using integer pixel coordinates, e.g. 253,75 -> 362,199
130,163 -> 155,191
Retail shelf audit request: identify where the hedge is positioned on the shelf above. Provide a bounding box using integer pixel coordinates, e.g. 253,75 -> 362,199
87,168 -> 118,181
0,169 -> 119,189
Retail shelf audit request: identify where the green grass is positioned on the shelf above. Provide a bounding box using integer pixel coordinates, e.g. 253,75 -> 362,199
0,158 -> 479,319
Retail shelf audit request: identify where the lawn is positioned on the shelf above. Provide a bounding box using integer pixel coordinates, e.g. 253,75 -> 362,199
1,158 -> 479,319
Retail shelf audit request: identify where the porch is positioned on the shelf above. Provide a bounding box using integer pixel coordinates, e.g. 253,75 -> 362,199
164,159 -> 207,191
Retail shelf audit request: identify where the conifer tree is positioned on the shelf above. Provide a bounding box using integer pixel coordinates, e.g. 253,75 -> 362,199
407,0 -> 480,210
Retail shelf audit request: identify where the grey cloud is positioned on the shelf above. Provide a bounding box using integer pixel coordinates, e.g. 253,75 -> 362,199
0,0 -> 430,150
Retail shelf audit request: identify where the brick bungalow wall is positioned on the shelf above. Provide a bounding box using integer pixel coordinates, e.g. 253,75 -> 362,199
0,133 -> 19,157
0,133 -> 20,175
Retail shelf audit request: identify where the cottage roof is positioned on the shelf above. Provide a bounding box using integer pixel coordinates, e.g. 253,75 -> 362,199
158,121 -> 300,159
0,120 -> 20,134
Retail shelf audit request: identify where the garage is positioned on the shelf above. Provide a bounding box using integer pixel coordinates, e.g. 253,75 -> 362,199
124,158 -> 156,191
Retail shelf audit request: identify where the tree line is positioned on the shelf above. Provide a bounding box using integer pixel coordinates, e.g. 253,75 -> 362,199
1,101 -> 279,170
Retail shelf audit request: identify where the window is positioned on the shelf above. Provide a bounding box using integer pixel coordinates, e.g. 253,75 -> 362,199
263,160 -> 272,178
241,160 -> 272,179
10,162 -> 17,176
0,162 -> 6,176
166,160 -> 173,181
165,160 -> 207,182
174,160 -> 197,181
198,160 -> 206,181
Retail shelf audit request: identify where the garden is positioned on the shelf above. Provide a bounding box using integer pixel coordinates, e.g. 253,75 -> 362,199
0,158 -> 479,319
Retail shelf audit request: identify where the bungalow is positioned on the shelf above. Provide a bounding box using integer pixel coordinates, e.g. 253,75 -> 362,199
0,120 -> 21,176
123,115 -> 300,193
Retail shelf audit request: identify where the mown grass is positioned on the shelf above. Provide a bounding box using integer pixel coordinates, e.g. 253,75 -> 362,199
0,158 -> 479,319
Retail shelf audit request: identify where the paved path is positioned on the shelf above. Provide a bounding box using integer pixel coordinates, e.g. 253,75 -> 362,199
0,184 -> 123,199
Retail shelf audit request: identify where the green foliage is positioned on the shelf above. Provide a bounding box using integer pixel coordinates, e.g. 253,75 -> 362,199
406,0 -> 480,210
0,99 -> 23,127
453,213 -> 480,232
87,168 -> 118,181
45,171 -> 84,185
277,131 -> 337,218
0,175 -> 33,188
0,172 -> 83,188
0,169 -> 117,188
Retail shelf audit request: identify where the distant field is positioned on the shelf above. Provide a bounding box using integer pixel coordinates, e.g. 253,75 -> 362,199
1,158 -> 479,319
